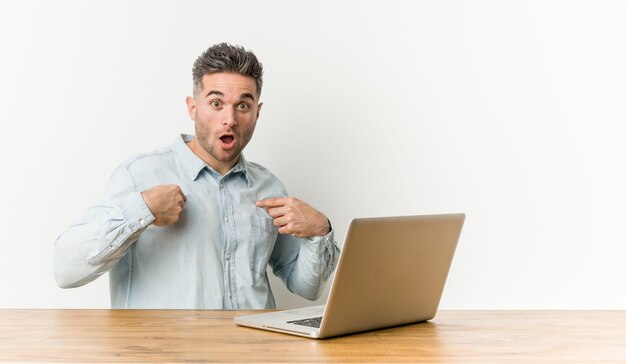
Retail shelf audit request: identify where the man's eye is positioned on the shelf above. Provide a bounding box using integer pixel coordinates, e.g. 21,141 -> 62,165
211,101 -> 221,108
237,103 -> 249,110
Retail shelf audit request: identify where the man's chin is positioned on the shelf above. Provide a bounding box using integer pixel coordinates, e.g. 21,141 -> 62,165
214,150 -> 241,164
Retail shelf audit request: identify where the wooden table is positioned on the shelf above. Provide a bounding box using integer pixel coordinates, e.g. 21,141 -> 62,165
0,309 -> 624,363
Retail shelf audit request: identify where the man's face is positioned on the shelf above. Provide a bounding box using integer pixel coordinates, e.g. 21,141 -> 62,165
186,72 -> 262,174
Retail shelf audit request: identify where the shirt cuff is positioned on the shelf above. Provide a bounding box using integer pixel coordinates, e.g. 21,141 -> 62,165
303,227 -> 335,256
119,191 -> 155,231
87,192 -> 155,266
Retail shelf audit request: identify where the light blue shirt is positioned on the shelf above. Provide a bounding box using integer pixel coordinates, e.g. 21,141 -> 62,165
54,134 -> 340,309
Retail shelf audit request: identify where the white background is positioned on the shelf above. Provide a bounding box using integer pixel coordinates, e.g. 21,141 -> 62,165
1,0 -> 624,309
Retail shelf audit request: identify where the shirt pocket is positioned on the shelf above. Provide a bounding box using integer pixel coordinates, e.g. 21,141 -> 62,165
248,215 -> 279,276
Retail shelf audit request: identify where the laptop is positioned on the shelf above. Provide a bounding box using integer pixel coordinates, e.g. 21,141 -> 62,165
234,213 -> 465,339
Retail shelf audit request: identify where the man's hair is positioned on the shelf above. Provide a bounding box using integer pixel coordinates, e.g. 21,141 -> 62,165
192,42 -> 264,97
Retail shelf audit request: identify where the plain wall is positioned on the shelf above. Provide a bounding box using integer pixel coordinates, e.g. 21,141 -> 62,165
1,0 -> 624,309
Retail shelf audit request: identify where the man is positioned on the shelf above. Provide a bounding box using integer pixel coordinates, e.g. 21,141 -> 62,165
54,43 -> 340,309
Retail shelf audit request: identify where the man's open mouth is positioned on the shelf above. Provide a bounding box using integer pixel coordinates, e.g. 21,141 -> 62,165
220,135 -> 234,143
219,134 -> 236,148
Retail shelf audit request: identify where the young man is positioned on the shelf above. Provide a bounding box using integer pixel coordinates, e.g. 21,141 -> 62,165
54,43 -> 340,309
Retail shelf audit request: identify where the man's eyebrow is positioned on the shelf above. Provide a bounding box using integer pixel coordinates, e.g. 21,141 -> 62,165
240,93 -> 256,102
205,90 -> 224,98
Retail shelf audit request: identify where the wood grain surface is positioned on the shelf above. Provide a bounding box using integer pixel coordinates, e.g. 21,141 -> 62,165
0,309 -> 624,363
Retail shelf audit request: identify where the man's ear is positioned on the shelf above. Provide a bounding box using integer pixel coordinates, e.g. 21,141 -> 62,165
185,96 -> 196,121
256,102 -> 263,120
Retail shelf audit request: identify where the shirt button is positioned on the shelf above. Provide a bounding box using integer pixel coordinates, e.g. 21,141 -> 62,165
224,216 -> 229,222
228,292 -> 232,298
225,254 -> 230,261
139,219 -> 145,227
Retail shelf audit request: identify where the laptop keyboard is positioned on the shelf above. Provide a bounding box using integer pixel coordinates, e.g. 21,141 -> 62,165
287,316 -> 323,328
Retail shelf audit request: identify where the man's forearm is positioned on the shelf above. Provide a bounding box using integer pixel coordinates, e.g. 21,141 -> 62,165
54,192 -> 154,288
284,232 -> 341,300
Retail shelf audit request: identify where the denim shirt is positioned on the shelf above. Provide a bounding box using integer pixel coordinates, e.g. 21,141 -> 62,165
54,134 -> 340,309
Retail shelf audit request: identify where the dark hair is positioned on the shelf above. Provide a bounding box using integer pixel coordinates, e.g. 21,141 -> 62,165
192,42 -> 263,96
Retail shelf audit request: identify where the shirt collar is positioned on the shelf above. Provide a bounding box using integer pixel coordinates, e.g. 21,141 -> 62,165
231,154 -> 253,187
172,134 -> 251,186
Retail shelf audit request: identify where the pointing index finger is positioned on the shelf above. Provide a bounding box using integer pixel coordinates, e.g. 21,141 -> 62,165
256,198 -> 288,208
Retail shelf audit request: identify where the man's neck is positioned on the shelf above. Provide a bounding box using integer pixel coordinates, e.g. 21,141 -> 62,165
186,137 -> 238,176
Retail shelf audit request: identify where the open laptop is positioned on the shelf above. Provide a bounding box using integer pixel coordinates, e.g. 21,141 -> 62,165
235,213 -> 465,339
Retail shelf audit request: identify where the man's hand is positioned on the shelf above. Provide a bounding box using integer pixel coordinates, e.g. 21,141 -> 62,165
141,185 -> 186,226
256,197 -> 330,238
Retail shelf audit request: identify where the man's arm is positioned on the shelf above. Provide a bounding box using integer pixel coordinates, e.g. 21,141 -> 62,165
53,166 -> 185,288
257,197 -> 340,300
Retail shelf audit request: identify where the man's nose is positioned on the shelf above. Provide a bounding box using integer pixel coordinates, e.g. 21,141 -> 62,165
222,106 -> 237,128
